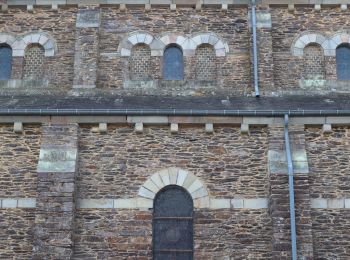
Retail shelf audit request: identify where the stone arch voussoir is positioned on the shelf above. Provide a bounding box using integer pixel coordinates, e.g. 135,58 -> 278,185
119,31 -> 155,57
291,32 -> 326,57
0,33 -> 16,52
12,32 -> 57,57
191,33 -> 229,57
138,167 -> 210,208
327,32 -> 350,57
158,33 -> 196,56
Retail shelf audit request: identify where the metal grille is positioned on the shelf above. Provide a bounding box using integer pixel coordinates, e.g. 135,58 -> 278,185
163,46 -> 184,80
336,45 -> 350,80
0,45 -> 12,80
153,185 -> 193,260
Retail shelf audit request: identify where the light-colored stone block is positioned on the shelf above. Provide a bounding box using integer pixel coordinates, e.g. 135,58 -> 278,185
170,3 -> 176,11
77,199 -> 113,209
345,198 -> 350,208
145,3 -> 151,11
27,5 -> 34,12
231,198 -> 244,209
240,124 -> 249,134
114,198 -> 137,209
182,173 -> 196,190
314,4 -> 321,12
169,168 -> 178,184
17,198 -> 36,208
221,4 -> 228,11
244,198 -> 268,209
194,196 -> 210,208
311,198 -> 327,209
159,169 -> 170,186
52,4 -> 58,11
170,123 -> 178,134
210,199 -> 230,209
138,187 -> 155,199
136,197 -> 153,208
176,169 -> 188,187
323,124 -> 332,134
14,122 -> 23,134
150,172 -> 164,189
195,2 -> 202,10
187,179 -> 203,194
341,4 -> 347,11
1,4 -> 8,12
288,4 -> 294,12
328,198 -> 344,209
191,187 -> 208,199
2,199 -> 17,208
134,122 -> 143,133
143,179 -> 159,193
119,4 -> 127,11
205,123 -> 214,134
99,123 -> 107,134
76,9 -> 100,28
128,116 -> 168,124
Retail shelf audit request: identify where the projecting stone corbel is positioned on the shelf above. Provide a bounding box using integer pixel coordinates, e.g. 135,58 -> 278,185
14,122 -> 23,134
135,122 -> 143,133
99,123 -> 107,134
288,4 -> 295,12
205,123 -> 214,134
27,5 -> 33,13
322,124 -> 332,134
170,123 -> 179,134
341,4 -> 348,11
240,124 -> 249,135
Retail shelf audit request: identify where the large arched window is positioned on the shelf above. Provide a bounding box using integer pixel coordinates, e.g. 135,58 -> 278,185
153,185 -> 193,260
195,44 -> 216,81
163,45 -> 184,80
130,43 -> 151,80
303,44 -> 325,80
336,44 -> 350,80
23,44 -> 45,80
0,44 -> 12,80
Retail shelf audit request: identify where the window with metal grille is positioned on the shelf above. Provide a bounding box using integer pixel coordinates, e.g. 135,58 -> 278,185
23,44 -> 45,80
336,44 -> 350,80
163,45 -> 184,80
153,185 -> 193,260
195,44 -> 216,81
130,43 -> 151,80
0,44 -> 12,80
303,44 -> 325,80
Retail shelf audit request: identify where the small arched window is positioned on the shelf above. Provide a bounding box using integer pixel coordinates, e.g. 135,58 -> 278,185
153,185 -> 193,260
336,44 -> 350,80
0,44 -> 12,80
195,44 -> 216,81
163,45 -> 184,80
23,44 -> 45,80
130,43 -> 151,80
303,44 -> 325,80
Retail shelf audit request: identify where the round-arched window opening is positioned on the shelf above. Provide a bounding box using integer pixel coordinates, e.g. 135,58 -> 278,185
336,43 -> 350,80
163,45 -> 184,80
153,185 -> 193,260
0,44 -> 12,80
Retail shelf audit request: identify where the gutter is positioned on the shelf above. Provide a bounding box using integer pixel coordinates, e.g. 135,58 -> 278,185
251,0 -> 260,97
0,109 -> 349,116
284,114 -> 298,260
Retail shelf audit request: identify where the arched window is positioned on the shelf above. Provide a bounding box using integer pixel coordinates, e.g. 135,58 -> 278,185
195,44 -> 216,81
130,43 -> 151,80
0,44 -> 12,80
303,44 -> 325,80
23,44 -> 45,80
153,185 -> 193,260
163,45 -> 184,80
336,44 -> 350,80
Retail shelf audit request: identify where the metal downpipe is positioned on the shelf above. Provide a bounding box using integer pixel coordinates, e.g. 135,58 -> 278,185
284,114 -> 297,260
251,0 -> 260,97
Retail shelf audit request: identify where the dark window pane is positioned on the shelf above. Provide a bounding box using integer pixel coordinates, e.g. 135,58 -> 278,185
336,45 -> 350,80
153,185 -> 193,260
163,46 -> 184,80
0,45 -> 12,80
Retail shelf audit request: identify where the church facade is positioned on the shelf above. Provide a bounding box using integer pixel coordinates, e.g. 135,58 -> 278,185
0,0 -> 350,259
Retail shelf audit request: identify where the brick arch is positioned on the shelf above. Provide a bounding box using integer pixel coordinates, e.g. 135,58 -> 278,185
138,168 -> 209,208
328,32 -> 350,56
12,32 -> 57,57
119,31 -> 154,57
0,33 -> 16,51
291,32 -> 327,56
191,33 -> 229,57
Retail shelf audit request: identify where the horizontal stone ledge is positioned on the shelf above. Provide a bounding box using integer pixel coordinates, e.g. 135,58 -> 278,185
0,198 -> 36,208
311,198 -> 350,209
76,197 -> 269,210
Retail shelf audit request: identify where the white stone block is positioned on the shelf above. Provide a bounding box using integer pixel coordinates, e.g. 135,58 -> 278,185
240,124 -> 249,134
136,197 -> 153,208
221,4 -> 228,11
170,123 -> 178,134
314,4 -> 321,12
169,168 -> 178,184
143,179 -> 159,193
138,187 -> 155,199
52,4 -> 58,11
134,122 -> 143,133
323,124 -> 332,134
231,198 -> 244,209
328,198 -> 344,209
182,173 -> 196,190
311,198 -> 327,209
121,48 -> 131,57
208,35 -> 219,46
145,4 -> 151,11
191,187 -> 208,199
195,2 -> 202,11
176,169 -> 188,187
187,179 -> 203,194
205,123 -> 214,134
77,199 -> 113,209
17,198 -> 36,208
244,198 -> 268,209
31,34 -> 41,43
345,198 -> 350,208
150,172 -> 164,189
194,196 -> 210,208
210,199 -> 230,209
144,34 -> 153,45
27,5 -> 33,12
159,170 -> 170,186
14,122 -> 23,134
99,123 -> 107,134
136,34 -> 146,43
176,36 -> 187,47
170,4 -> 176,11
44,48 -> 55,57
341,4 -> 347,11
288,4 -> 294,12
1,4 -> 8,12
2,199 -> 17,208
119,4 -> 127,11
38,35 -> 49,46
191,35 -> 202,46
114,198 -> 137,209
215,48 -> 226,57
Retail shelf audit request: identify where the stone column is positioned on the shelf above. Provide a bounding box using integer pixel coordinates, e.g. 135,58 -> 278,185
268,125 -> 313,260
33,124 -> 78,259
73,6 -> 100,88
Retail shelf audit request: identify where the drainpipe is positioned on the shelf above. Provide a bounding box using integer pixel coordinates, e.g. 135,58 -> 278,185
284,114 -> 297,260
251,0 -> 260,97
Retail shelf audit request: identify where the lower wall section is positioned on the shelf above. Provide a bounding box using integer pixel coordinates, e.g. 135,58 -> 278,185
73,208 -> 272,259
312,209 -> 350,259
0,209 -> 35,259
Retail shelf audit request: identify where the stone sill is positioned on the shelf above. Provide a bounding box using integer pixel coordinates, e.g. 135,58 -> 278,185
0,79 -> 49,89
